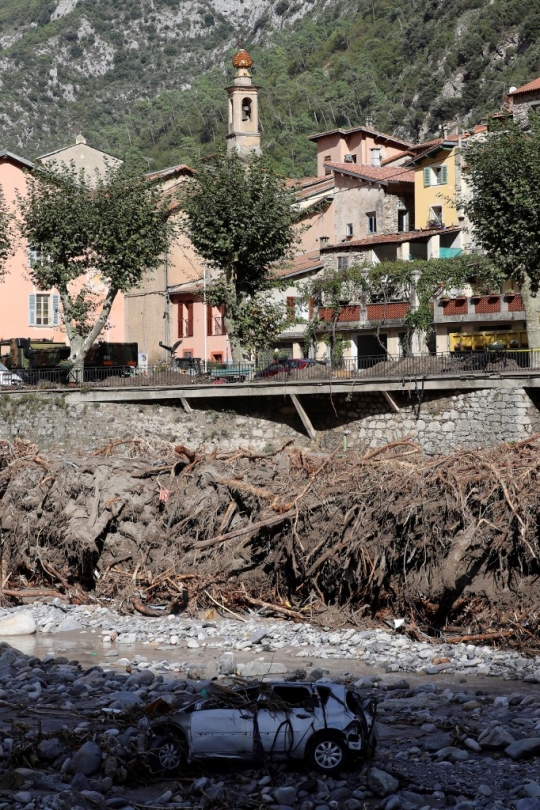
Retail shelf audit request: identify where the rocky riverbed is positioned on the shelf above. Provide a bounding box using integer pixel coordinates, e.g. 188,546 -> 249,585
1,604 -> 540,810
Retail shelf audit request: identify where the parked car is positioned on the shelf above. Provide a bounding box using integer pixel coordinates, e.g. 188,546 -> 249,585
0,362 -> 22,386
146,681 -> 377,776
255,358 -> 327,379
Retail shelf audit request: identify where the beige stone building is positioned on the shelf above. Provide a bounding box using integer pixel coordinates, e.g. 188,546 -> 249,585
38,133 -> 122,184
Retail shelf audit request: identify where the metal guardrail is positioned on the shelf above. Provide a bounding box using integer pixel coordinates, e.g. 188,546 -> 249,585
2,351 -> 540,392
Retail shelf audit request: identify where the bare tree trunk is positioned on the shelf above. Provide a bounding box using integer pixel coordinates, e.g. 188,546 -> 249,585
223,314 -> 250,364
521,272 -> 540,349
60,286 -> 119,381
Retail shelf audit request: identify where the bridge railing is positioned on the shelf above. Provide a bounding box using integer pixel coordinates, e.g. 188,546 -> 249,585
3,350 -> 540,390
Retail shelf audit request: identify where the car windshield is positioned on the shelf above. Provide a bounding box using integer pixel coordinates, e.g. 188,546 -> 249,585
0,362 -> 9,372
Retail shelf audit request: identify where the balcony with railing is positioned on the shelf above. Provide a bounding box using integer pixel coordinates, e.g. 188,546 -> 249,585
317,301 -> 409,327
435,294 -> 524,323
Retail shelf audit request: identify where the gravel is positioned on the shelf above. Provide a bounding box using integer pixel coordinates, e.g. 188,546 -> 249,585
0,603 -> 539,809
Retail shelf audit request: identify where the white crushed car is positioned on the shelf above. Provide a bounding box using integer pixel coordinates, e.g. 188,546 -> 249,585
0,362 -> 22,386
145,680 -> 377,776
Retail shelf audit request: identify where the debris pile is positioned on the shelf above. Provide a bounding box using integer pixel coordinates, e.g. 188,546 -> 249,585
1,435 -> 540,643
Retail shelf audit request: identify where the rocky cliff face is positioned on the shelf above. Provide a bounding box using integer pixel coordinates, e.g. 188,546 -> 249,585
0,0 -> 538,176
0,0 -> 319,156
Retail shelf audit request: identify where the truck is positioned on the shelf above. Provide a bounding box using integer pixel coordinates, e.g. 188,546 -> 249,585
0,338 -> 138,382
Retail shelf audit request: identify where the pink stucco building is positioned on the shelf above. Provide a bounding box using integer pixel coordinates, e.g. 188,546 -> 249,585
0,144 -> 125,349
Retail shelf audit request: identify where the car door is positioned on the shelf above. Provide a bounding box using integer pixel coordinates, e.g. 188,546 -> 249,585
188,708 -> 254,758
256,685 -> 318,758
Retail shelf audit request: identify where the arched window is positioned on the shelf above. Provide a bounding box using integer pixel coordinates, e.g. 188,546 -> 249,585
241,98 -> 252,122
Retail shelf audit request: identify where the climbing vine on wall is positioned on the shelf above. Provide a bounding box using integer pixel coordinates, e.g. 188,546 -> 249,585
301,255 -> 502,353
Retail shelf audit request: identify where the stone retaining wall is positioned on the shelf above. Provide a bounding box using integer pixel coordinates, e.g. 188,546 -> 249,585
0,387 -> 539,454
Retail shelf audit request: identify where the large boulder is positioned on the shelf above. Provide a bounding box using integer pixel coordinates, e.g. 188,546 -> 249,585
0,612 -> 36,636
68,741 -> 102,776
367,767 -> 399,797
505,738 -> 540,761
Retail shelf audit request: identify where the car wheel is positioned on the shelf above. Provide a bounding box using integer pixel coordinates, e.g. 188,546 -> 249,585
146,732 -> 186,776
307,734 -> 348,775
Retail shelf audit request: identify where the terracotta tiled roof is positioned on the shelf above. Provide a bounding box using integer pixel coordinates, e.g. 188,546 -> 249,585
146,164 -> 195,180
286,176 -> 318,187
509,77 -> 540,96
272,250 -> 323,279
381,151 -> 415,165
325,162 -> 414,184
307,125 -> 413,148
321,227 -> 460,250
294,177 -> 335,201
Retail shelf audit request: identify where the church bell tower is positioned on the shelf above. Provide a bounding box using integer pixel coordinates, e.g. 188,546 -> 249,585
226,49 -> 261,160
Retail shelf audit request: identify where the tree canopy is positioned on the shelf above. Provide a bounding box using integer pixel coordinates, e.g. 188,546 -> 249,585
181,151 -> 297,360
304,255 -> 495,360
18,160 -> 171,367
463,115 -> 540,347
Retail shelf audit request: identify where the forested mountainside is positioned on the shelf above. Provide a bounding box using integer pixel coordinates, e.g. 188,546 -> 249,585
1,0 -> 540,176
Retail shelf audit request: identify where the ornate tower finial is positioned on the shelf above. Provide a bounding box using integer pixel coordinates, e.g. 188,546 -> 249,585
226,49 -> 261,160
232,48 -> 253,71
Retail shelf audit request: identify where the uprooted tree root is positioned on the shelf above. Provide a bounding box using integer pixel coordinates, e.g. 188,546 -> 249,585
1,435 -> 540,649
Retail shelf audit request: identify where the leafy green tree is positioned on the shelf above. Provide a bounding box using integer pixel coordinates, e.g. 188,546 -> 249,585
0,189 -> 11,277
18,161 -> 171,371
463,115 -> 540,347
180,151 -> 297,361
304,256 -> 496,358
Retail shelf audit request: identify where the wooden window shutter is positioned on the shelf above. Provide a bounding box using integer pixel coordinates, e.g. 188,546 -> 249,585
308,296 -> 314,319
186,301 -> 194,336
28,294 -> 36,326
440,165 -> 448,185
423,167 -> 431,187
177,303 -> 184,338
286,296 -> 296,321
51,294 -> 60,326
206,304 -> 213,336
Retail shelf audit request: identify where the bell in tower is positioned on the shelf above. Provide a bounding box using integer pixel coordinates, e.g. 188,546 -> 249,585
226,48 -> 261,160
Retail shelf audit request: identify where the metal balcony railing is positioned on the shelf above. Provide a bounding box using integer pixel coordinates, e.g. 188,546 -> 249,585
4,350 -> 540,392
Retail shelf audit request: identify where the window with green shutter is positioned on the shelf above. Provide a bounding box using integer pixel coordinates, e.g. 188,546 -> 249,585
440,165 -> 448,184
423,167 -> 431,187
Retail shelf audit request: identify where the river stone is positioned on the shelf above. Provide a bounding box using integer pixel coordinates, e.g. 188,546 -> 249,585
108,691 -> 143,708
505,738 -> 540,760
57,617 -> 83,632
478,725 -> 515,749
218,652 -> 236,675
274,787 -> 297,804
516,800 -> 540,810
435,746 -> 469,762
126,669 -> 154,687
525,783 -> 540,798
367,767 -> 399,797
38,738 -> 66,761
68,741 -> 103,776
0,612 -> 36,636
238,661 -> 287,677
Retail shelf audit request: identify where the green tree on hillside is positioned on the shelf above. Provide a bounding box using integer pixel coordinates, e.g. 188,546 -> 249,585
463,115 -> 540,348
18,161 -> 171,373
180,151 -> 297,362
